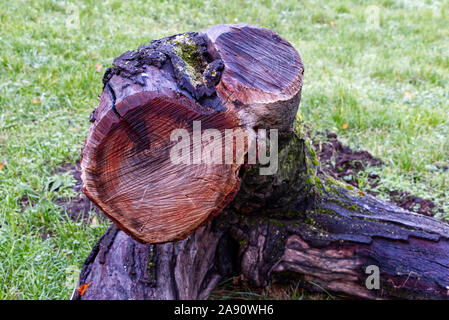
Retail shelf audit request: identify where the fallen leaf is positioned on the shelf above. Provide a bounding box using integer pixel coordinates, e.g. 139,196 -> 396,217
78,282 -> 91,296
95,64 -> 103,72
404,91 -> 413,99
33,97 -> 41,104
341,123 -> 348,130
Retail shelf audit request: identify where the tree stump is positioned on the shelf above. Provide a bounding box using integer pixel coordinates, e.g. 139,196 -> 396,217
74,24 -> 449,300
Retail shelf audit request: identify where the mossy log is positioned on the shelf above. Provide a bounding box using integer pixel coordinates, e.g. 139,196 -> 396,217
75,24 -> 449,300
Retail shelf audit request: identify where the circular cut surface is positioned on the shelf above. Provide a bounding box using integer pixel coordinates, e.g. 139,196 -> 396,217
212,25 -> 303,105
82,94 -> 241,243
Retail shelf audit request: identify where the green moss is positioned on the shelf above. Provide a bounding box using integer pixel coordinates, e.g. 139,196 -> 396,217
249,218 -> 258,227
305,216 -> 316,226
309,146 -> 319,166
314,176 -> 322,189
170,34 -> 207,84
324,176 -> 359,197
286,211 -> 300,218
277,134 -> 309,183
268,218 -> 286,227
146,246 -> 157,283
349,203 -> 361,211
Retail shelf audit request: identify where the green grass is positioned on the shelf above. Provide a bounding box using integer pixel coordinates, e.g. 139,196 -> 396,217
0,0 -> 448,299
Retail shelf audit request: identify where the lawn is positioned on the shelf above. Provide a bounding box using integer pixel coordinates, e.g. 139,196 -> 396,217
0,0 -> 448,299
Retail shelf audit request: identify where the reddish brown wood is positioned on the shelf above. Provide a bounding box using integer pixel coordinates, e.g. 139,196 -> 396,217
205,24 -> 304,130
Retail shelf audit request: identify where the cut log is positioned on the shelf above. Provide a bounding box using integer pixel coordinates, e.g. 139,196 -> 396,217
81,25 -> 303,243
76,24 -> 449,300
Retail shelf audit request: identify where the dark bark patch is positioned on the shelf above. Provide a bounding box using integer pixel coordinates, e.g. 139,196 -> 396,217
102,32 -> 225,111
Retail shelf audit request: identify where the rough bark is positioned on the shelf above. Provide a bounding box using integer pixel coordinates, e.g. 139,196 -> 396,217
75,24 -> 449,300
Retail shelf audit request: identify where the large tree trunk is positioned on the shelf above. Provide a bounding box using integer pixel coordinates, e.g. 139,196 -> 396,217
74,24 -> 449,300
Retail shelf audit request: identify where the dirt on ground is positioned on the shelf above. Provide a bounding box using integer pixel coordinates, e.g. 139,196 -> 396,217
312,131 -> 439,217
56,163 -> 104,223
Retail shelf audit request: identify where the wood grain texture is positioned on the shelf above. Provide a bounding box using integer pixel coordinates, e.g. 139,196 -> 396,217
81,25 -> 303,243
205,24 -> 304,131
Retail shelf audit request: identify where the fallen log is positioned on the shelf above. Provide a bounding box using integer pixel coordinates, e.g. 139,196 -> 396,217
75,24 -> 449,300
